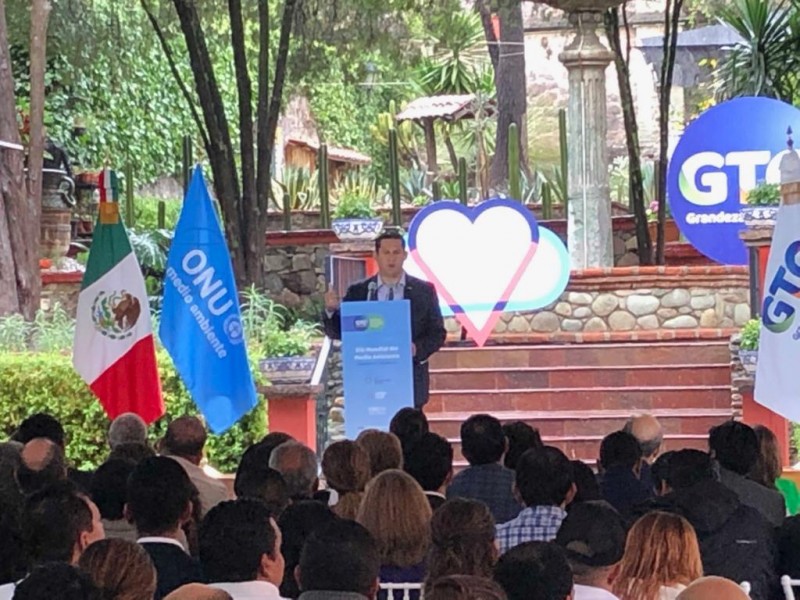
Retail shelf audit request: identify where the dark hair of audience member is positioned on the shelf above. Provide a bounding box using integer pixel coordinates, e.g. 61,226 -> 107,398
356,430 -> 404,475
199,499 -> 280,583
404,432 -> 453,493
515,447 -> 574,507
649,451 -> 675,495
494,542 -> 573,600
709,420 -> 760,475
390,408 -> 430,451
90,459 -> 136,521
427,499 -> 497,589
79,538 -> 158,600
426,575 -> 507,600
357,469 -> 432,568
126,456 -> 195,536
461,415 -> 506,466
599,431 -> 642,472
502,422 -> 543,471
298,520 -> 380,598
278,501 -> 337,598
779,515 -> 800,579
750,425 -> 782,489
23,481 -> 94,566
321,440 -> 372,520
16,439 -> 68,495
14,413 -> 66,447
108,442 -> 156,465
569,460 -> 600,505
235,444 -> 291,517
0,441 -> 22,512
0,510 -> 25,585
663,450 -> 715,490
12,562 -> 102,600
260,432 -> 294,459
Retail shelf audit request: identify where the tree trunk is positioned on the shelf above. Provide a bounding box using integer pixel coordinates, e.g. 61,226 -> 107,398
490,0 -> 527,190
605,5 -> 652,265
475,0 -> 499,72
423,119 -> 438,180
443,127 -> 459,173
656,0 -> 684,264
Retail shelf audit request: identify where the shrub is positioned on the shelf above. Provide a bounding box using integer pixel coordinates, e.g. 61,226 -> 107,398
0,350 -> 265,473
740,318 -> 761,351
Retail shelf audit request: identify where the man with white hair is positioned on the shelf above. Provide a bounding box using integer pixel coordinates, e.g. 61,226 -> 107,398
623,413 -> 664,492
268,441 -> 318,500
108,413 -> 148,450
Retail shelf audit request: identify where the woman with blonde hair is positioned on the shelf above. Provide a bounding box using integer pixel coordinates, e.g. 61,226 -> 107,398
356,429 -> 403,475
357,469 -> 432,595
78,538 -> 157,600
613,511 -> 703,600
320,440 -> 372,520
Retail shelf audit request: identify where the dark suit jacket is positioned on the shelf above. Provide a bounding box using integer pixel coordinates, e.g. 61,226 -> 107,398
323,274 -> 446,407
140,542 -> 204,600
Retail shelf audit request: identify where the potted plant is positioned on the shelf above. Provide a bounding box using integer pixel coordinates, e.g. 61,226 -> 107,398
646,201 -> 680,242
241,287 -> 321,384
331,174 -> 384,241
742,182 -> 780,226
738,317 -> 761,375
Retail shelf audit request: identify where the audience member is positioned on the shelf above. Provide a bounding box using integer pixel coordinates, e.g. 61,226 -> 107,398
612,512 -> 702,600
709,420 -> 785,526
555,501 -> 627,600
426,576 -> 507,600
13,413 -> 92,490
446,415 -> 520,525
502,422 -> 543,471
356,430 -> 404,475
494,541 -> 573,600
320,440 -> 371,519
297,520 -> 381,600
200,499 -> 285,600
107,414 -> 148,450
0,441 -> 22,511
623,414 -> 663,491
357,469 -> 432,591
427,499 -> 497,590
278,501 -> 337,599
235,444 -> 291,517
390,407 -> 429,453
164,585 -> 233,600
496,447 -> 574,554
78,538 -> 157,600
649,451 -> 675,496
404,432 -> 454,511
126,456 -> 202,599
0,482 -> 105,599
162,416 -> 230,517
11,562 -> 101,600
778,514 -> 800,580
90,459 -> 137,542
15,437 -> 67,495
260,432 -> 294,457
269,441 -> 319,500
674,576 -> 750,600
108,442 -> 156,465
634,449 -> 776,600
752,424 -> 800,515
569,460 -> 601,507
597,431 -> 652,516
0,510 -> 25,586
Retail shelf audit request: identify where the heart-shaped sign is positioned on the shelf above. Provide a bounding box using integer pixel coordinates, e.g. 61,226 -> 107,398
406,198 -> 569,346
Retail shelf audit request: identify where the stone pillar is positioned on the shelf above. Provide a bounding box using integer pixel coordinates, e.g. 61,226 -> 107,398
559,11 -> 615,269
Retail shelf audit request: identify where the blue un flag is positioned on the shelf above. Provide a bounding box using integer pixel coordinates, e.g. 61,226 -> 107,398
160,166 -> 257,433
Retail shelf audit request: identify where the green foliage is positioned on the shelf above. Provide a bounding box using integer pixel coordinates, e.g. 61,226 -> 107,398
132,198 -> 182,231
272,167 -> 320,210
740,318 -> 762,351
0,304 -> 75,352
0,350 -> 265,472
240,286 -> 320,358
333,172 -> 381,218
746,182 -> 781,205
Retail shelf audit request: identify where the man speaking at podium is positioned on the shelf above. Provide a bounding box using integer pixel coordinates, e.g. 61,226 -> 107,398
323,230 -> 446,408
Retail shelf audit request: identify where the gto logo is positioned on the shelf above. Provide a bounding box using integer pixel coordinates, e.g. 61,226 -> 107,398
679,150 -> 789,206
763,240 -> 800,334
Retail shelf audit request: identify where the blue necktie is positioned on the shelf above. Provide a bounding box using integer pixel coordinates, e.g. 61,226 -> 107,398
388,287 -> 394,301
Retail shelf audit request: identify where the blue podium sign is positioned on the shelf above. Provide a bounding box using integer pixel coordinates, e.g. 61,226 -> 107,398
341,300 -> 414,437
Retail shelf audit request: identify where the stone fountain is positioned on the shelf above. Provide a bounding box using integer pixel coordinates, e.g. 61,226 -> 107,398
535,0 -> 623,268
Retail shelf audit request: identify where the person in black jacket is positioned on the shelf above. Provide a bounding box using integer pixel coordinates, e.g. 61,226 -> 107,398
632,449 -> 779,600
323,230 -> 446,408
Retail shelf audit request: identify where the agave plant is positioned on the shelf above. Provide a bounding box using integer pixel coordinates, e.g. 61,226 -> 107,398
272,167 -> 320,211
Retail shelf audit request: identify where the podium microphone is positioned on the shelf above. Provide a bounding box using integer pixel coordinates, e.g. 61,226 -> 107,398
367,281 -> 377,301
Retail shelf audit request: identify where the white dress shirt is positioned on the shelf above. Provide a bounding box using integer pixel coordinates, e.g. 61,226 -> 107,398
573,584 -> 620,600
210,580 -> 287,600
0,582 -> 15,600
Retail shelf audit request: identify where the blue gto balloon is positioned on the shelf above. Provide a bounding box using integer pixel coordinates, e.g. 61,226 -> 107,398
667,97 -> 800,265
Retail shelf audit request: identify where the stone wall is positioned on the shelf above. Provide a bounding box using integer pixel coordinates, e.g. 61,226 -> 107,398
443,266 -> 751,336
41,273 -> 83,316
264,233 -> 332,313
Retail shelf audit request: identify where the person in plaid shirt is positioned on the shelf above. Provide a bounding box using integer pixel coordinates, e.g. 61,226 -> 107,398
496,446 -> 576,555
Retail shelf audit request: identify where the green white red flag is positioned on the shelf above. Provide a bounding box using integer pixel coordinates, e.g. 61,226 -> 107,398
72,169 -> 164,423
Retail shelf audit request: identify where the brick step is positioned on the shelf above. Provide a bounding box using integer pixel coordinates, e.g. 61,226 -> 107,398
425,408 -> 732,439
426,385 -> 732,413
430,364 -> 729,390
430,340 -> 730,370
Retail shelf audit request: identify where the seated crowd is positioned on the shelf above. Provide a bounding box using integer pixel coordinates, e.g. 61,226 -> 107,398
1,408 -> 800,600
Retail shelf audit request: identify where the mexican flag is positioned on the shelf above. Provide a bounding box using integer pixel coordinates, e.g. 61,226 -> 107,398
72,169 -> 164,423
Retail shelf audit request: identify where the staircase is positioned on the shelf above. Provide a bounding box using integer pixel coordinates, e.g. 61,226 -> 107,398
425,338 -> 734,466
